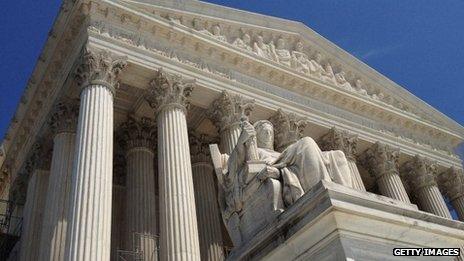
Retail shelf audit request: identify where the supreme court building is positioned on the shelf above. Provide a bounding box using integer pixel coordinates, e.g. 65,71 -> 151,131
1,0 -> 464,260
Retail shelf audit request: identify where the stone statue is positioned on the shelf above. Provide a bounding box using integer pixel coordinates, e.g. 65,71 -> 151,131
232,33 -> 253,52
273,38 -> 291,67
322,62 -> 336,84
211,24 -> 227,42
335,70 -> 353,90
253,35 -> 273,60
228,120 -> 353,207
354,79 -> 368,95
193,18 -> 212,36
309,52 -> 326,78
291,41 -> 311,74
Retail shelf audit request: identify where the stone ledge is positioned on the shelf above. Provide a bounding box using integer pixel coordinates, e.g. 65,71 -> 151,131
228,181 -> 464,260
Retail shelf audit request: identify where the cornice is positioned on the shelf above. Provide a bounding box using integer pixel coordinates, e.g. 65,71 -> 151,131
120,0 -> 464,136
83,8 -> 462,168
84,1 -> 462,153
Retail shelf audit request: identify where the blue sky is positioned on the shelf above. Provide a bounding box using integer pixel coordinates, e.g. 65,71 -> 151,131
0,0 -> 463,157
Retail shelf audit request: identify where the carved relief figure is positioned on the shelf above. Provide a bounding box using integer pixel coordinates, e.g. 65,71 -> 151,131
273,38 -> 291,67
335,70 -> 353,90
309,52 -> 326,78
193,18 -> 212,36
322,62 -> 336,84
232,33 -> 253,52
211,25 -> 227,42
354,79 -> 368,95
253,35 -> 273,60
291,41 -> 312,74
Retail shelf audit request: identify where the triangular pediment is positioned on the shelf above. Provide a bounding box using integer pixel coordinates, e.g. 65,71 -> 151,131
108,0 -> 463,138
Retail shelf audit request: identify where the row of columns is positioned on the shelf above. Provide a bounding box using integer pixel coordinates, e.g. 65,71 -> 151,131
14,48 -> 464,261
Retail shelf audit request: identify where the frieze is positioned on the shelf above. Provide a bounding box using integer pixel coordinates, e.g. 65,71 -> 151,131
86,12 -> 458,157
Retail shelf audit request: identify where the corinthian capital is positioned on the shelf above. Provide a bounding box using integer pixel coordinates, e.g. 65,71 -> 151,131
74,49 -> 128,93
319,128 -> 358,161
206,91 -> 255,132
269,109 -> 308,152
25,141 -> 52,174
401,155 -> 438,191
118,117 -> 157,151
360,142 -> 400,179
145,69 -> 195,113
438,167 -> 464,200
189,131 -> 217,164
49,98 -> 79,135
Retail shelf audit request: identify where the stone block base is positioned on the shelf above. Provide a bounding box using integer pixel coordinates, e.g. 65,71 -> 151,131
228,181 -> 464,261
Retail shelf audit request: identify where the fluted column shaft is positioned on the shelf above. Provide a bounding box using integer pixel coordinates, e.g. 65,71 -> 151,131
362,143 -> 410,203
158,106 -> 200,260
347,160 -> 366,191
452,197 -> 464,220
402,156 -> 451,218
377,173 -> 410,203
438,167 -> 464,221
39,131 -> 76,261
220,124 -> 241,155
192,162 -> 225,261
126,147 -> 157,260
416,185 -> 452,218
19,170 -> 49,261
111,185 -> 126,260
65,84 -> 115,261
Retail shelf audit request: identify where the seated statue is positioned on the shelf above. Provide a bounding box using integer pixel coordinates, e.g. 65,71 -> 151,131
232,120 -> 353,206
211,119 -> 354,245
272,38 -> 292,67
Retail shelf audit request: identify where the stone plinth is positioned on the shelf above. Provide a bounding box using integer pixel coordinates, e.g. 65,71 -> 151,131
228,181 -> 463,261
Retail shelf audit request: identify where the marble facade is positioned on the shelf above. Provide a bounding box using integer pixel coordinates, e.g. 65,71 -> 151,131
1,0 -> 464,260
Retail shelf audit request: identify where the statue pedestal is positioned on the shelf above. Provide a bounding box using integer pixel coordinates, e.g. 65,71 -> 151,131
228,181 -> 464,261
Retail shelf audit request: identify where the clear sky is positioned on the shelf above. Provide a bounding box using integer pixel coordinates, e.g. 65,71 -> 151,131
0,0 -> 463,157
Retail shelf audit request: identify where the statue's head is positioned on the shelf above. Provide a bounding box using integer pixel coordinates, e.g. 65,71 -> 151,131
276,38 -> 286,49
193,19 -> 203,31
295,41 -> 304,52
243,33 -> 251,44
212,25 -> 221,35
253,120 -> 274,150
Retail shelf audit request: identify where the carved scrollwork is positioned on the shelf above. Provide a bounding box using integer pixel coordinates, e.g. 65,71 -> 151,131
74,49 -> 128,94
189,131 -> 217,164
319,128 -> 358,161
360,142 -> 400,180
269,109 -> 308,152
49,98 -> 79,135
401,155 -> 438,191
438,167 -> 464,200
145,69 -> 196,113
206,91 -> 255,132
118,116 -> 157,151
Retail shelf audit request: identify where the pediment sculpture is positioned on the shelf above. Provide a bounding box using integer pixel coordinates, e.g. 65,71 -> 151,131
210,119 -> 357,246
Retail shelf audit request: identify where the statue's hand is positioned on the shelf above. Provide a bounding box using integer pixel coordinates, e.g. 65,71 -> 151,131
257,166 -> 280,181
238,121 -> 256,145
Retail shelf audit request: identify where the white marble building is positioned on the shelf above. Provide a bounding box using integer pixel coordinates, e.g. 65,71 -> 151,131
0,0 -> 464,260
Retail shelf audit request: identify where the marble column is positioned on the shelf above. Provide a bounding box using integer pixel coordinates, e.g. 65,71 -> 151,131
64,49 -> 127,261
119,117 -> 158,260
360,142 -> 410,203
207,91 -> 255,154
19,143 -> 51,261
190,132 -> 225,261
145,69 -> 200,261
401,156 -> 451,218
39,99 -> 79,261
111,147 -> 127,260
319,127 -> 366,191
438,167 -> 464,221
